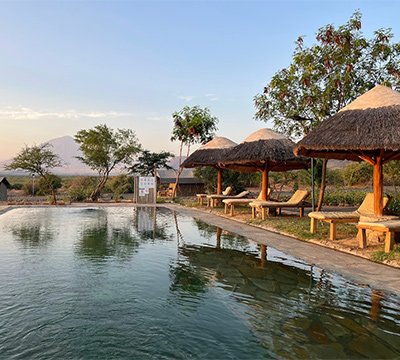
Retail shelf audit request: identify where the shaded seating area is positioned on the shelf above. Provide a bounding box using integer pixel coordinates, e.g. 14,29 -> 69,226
249,190 -> 310,220
222,189 -> 272,216
295,85 -> 400,252
181,137 -> 237,198
309,193 -> 390,241
207,190 -> 250,208
197,186 -> 232,205
221,128 -> 309,201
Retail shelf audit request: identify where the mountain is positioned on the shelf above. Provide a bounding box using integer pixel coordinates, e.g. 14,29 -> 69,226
0,136 -> 185,176
0,136 -> 95,176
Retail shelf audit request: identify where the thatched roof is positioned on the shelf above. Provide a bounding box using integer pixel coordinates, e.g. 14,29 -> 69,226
222,128 -> 309,172
295,85 -> 400,161
181,137 -> 237,168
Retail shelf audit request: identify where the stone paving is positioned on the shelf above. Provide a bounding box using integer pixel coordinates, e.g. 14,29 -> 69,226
164,204 -> 400,295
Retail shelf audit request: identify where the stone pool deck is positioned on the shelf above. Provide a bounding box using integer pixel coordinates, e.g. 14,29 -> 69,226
164,204 -> 400,295
1,203 -> 399,295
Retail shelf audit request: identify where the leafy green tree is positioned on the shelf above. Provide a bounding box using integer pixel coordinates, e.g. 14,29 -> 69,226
129,150 -> 174,176
37,174 -> 62,196
254,11 -> 400,209
171,106 -> 218,197
74,124 -> 141,202
5,143 -> 62,204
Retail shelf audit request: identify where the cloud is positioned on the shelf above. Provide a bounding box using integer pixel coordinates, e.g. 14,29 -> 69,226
0,106 -> 133,120
178,95 -> 196,102
205,94 -> 219,101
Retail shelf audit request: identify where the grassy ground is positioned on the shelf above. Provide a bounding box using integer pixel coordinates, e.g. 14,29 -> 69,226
175,197 -> 400,267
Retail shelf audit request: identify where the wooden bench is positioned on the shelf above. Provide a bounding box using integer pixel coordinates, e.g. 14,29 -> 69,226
310,216 -> 359,241
357,220 -> 400,253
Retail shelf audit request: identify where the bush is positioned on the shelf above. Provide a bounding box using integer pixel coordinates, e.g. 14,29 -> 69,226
36,174 -> 62,196
341,162 -> 372,187
194,167 -> 260,194
67,177 -> 96,202
387,193 -> 400,215
322,189 -> 367,207
107,174 -> 134,200
10,183 -> 23,190
22,183 -> 35,196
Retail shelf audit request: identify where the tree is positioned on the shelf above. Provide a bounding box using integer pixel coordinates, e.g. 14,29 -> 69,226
37,174 -> 63,196
107,174 -> 134,201
5,143 -> 62,204
129,150 -> 174,176
254,11 -> 400,210
171,106 -> 218,197
74,124 -> 141,202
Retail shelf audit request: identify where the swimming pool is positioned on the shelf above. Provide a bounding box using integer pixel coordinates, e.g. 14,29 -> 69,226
0,207 -> 399,358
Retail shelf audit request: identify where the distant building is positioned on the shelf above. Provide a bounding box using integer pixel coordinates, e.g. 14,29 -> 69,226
156,168 -> 204,196
0,177 -> 10,201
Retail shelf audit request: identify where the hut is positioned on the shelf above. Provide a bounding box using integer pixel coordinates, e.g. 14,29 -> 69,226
295,85 -> 400,217
221,128 -> 309,200
156,168 -> 204,196
0,177 -> 10,201
181,137 -> 237,194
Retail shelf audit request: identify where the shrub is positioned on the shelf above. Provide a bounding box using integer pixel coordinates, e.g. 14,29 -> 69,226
36,174 -> 62,196
194,167 -> 260,194
67,177 -> 96,202
387,193 -> 400,215
107,174 -> 134,200
322,189 -> 367,207
341,162 -> 372,187
10,183 -> 23,190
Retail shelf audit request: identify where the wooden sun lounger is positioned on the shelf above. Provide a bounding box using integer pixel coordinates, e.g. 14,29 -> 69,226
196,186 -> 232,206
357,219 -> 400,253
249,190 -> 309,220
222,189 -> 272,216
207,191 -> 250,208
309,193 -> 390,241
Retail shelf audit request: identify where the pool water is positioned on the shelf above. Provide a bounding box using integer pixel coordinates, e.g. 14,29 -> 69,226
0,207 -> 399,359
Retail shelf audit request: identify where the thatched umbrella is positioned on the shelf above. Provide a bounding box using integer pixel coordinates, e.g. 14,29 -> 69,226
221,128 -> 309,200
181,136 -> 237,194
295,85 -> 400,217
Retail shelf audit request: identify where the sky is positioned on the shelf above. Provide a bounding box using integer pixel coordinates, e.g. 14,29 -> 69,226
0,0 -> 400,160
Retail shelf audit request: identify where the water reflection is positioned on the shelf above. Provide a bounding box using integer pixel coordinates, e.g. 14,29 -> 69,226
175,221 -> 400,359
7,211 -> 56,248
133,207 -> 173,241
193,219 -> 249,250
76,210 -> 140,261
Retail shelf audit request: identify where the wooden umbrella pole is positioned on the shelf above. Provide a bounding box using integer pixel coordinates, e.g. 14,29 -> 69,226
217,168 -> 222,195
373,154 -> 384,217
261,164 -> 269,201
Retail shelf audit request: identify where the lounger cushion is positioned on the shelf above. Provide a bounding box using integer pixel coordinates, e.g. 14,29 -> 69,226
223,198 -> 254,205
208,191 -> 249,200
308,211 -> 359,220
250,190 -> 309,208
358,219 -> 400,230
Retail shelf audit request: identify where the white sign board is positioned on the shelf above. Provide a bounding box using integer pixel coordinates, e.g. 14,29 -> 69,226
138,176 -> 156,197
